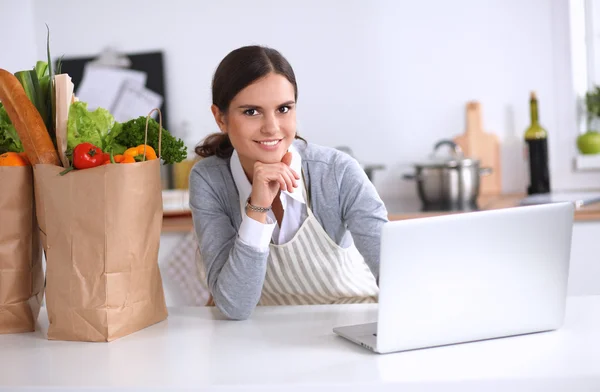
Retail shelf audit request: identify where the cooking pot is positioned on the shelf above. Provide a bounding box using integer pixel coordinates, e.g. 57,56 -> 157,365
403,140 -> 492,210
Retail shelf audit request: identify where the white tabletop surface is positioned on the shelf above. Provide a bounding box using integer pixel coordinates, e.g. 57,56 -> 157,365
1,296 -> 599,392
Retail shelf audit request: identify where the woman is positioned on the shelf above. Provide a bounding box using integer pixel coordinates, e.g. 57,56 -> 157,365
190,45 -> 388,320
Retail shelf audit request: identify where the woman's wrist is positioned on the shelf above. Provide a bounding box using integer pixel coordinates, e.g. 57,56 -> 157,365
245,196 -> 272,212
245,208 -> 268,223
245,195 -> 272,224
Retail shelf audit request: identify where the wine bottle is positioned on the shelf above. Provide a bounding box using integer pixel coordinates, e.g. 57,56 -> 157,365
524,92 -> 551,195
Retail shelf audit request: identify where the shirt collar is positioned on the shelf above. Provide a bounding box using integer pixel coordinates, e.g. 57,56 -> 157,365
230,144 -> 305,212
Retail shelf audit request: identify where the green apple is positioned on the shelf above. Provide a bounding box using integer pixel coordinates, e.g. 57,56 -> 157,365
577,131 -> 600,154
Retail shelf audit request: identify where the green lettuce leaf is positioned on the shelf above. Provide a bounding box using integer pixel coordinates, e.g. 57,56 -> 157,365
103,122 -> 127,155
67,101 -> 115,151
0,104 -> 24,154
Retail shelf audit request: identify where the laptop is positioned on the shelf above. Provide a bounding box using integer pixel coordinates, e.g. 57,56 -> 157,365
333,202 -> 575,354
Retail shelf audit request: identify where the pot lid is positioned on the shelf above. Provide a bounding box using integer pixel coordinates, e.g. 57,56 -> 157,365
416,156 -> 479,168
415,139 -> 480,168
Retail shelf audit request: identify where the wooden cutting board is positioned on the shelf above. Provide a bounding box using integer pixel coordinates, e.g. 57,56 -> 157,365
453,101 -> 502,195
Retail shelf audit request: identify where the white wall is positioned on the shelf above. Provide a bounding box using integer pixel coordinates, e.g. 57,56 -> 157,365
0,0 -> 38,73
4,0 -> 599,198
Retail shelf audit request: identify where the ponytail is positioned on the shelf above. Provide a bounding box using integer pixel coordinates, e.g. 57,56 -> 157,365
195,133 -> 234,159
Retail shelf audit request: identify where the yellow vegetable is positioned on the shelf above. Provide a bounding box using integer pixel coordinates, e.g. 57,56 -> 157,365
123,144 -> 157,160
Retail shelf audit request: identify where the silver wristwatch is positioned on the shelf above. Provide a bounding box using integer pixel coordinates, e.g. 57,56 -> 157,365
245,197 -> 271,213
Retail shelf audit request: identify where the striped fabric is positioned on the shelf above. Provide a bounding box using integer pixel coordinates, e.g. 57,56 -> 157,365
258,207 -> 379,305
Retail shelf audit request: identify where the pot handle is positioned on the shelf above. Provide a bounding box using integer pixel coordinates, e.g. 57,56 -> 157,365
479,167 -> 493,176
433,139 -> 464,158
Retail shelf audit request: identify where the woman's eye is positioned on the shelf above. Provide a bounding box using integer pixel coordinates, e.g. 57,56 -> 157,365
244,109 -> 259,116
278,106 -> 290,114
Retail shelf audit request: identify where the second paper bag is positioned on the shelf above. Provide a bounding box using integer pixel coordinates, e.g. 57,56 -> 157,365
0,166 -> 44,333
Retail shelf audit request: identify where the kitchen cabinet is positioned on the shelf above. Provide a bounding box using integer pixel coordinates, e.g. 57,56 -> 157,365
158,232 -> 191,306
568,221 -> 600,296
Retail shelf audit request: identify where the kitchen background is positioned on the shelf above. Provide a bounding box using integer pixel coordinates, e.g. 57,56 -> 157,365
3,0 -> 600,306
4,0 -> 600,200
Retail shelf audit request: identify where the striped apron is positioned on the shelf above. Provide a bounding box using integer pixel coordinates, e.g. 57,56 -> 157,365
258,205 -> 379,305
198,178 -> 379,306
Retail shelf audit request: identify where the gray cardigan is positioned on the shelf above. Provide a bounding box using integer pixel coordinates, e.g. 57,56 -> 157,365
188,140 -> 388,320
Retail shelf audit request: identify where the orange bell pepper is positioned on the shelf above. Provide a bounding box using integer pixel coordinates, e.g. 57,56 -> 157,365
123,147 -> 139,157
121,155 -> 136,164
0,152 -> 29,166
103,154 -> 125,165
123,145 -> 157,161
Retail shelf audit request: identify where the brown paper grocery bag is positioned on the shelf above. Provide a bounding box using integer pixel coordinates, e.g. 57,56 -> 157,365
33,157 -> 168,342
0,166 -> 44,334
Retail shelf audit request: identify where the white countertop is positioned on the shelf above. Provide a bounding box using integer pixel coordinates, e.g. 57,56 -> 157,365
1,296 -> 599,391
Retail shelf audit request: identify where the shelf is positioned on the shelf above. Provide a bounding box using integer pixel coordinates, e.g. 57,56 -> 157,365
574,154 -> 600,171
163,189 -> 190,215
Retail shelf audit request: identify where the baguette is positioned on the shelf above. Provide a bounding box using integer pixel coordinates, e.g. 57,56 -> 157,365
0,68 -> 60,166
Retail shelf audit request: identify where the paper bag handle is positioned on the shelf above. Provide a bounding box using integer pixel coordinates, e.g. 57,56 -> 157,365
143,108 -> 163,160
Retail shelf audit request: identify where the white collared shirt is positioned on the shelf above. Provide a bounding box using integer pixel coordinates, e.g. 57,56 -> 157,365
230,144 -> 308,251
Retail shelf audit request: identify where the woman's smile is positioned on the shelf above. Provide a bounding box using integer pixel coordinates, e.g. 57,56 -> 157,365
255,138 -> 283,150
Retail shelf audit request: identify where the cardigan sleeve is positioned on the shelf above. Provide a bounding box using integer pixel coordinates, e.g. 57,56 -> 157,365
335,152 -> 389,279
188,163 -> 270,320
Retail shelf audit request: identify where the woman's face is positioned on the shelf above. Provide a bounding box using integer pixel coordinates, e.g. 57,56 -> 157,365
213,72 -> 296,174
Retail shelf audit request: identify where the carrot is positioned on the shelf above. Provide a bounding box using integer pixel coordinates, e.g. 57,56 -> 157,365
0,68 -> 60,166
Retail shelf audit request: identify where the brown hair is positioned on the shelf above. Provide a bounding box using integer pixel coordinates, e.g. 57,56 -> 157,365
195,45 -> 305,159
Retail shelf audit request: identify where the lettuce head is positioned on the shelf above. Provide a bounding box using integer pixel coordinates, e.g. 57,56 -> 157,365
67,101 -> 115,151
